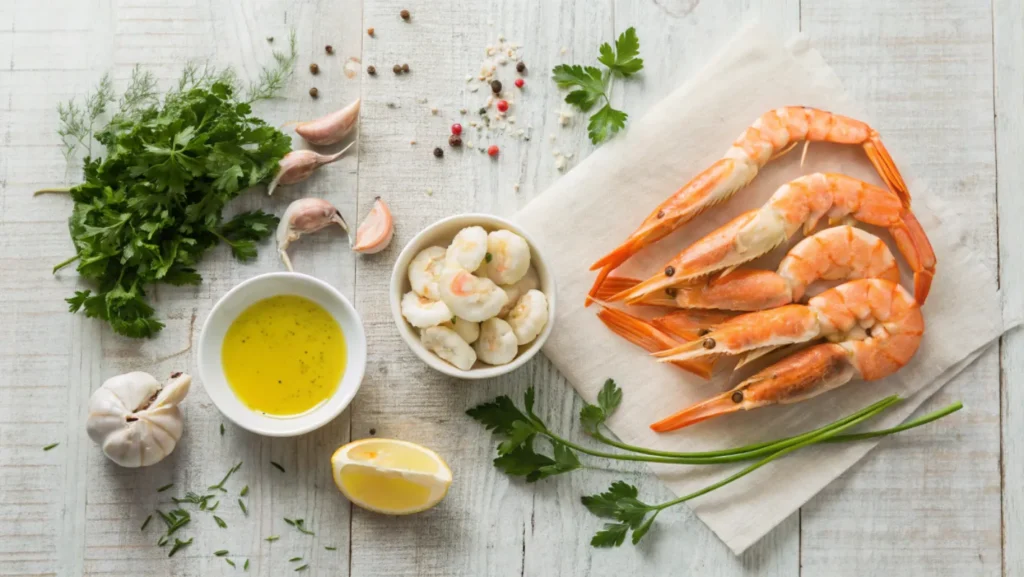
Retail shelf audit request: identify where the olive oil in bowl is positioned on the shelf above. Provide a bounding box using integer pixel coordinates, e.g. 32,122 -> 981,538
222,295 -> 346,417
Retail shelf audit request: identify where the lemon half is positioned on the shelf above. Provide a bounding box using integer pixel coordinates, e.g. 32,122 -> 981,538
331,438 -> 452,515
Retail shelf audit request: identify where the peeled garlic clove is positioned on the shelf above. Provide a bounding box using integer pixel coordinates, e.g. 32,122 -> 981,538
86,372 -> 191,468
267,142 -> 354,196
295,99 -> 360,146
277,198 -> 351,271
352,197 -> 394,254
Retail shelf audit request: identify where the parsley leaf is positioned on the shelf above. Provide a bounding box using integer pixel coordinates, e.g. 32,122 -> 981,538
551,27 -> 643,144
466,395 -> 532,436
598,27 -> 644,76
551,64 -> 606,112
50,51 -> 295,338
580,379 -> 623,435
581,481 -> 639,518
590,523 -> 630,548
588,105 -> 629,145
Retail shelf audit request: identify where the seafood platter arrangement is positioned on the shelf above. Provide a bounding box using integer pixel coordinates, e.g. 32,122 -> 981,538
41,23 -> 985,561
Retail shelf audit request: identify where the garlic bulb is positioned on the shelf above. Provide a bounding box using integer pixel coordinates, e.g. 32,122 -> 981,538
86,371 -> 191,468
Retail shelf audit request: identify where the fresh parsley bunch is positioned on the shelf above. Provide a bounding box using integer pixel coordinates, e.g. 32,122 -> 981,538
51,37 -> 298,338
552,27 -> 644,144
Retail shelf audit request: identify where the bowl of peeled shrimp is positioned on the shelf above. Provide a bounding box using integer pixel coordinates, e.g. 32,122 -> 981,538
390,213 -> 556,379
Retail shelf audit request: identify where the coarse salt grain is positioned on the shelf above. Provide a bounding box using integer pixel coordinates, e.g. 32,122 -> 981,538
560,46 -> 568,54
430,107 -> 438,115
460,108 -> 467,114
498,56 -> 507,65
513,183 -> 520,192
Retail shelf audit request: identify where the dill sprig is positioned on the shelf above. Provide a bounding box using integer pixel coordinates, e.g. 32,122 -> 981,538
247,29 -> 298,102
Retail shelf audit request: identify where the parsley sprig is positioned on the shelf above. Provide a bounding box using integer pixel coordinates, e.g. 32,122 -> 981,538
48,36 -> 298,338
468,380 -> 963,547
552,27 -> 644,144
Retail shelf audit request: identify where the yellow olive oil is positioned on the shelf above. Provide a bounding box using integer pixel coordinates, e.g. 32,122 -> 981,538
222,295 -> 346,416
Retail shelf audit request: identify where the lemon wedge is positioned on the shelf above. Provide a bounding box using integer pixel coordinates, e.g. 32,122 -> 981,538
331,438 -> 452,515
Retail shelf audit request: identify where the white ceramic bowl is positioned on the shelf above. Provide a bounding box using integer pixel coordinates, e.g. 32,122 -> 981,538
390,213 -> 556,379
197,272 -> 367,436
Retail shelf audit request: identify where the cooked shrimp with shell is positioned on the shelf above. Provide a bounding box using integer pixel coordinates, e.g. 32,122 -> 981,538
587,107 -> 911,301
649,279 -> 924,432
403,225 -> 551,371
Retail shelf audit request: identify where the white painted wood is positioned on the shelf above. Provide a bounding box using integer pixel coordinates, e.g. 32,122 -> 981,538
994,0 -> 1024,576
0,0 -> 1008,574
798,1 -> 1002,575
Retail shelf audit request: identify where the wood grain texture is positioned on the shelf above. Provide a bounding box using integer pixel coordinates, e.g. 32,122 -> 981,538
799,0 -> 1002,575
0,0 -> 1009,574
994,0 -> 1023,575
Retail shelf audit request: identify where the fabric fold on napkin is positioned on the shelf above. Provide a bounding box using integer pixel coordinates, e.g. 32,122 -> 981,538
511,24 -> 1012,555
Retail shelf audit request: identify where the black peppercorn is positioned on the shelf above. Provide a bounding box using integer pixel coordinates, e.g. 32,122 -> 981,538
664,265 -> 675,277
325,45 -> 334,54
702,337 -> 716,350
400,9 -> 410,20
401,63 -> 410,73
369,428 -> 376,435
308,87 -> 319,98
516,61 -> 526,73
449,135 -> 462,147
367,65 -> 376,75
433,147 -> 444,158
309,63 -> 319,75
490,80 -> 502,94
393,64 -> 402,74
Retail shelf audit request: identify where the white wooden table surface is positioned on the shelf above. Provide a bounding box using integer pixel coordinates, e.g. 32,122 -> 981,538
1,0 -> 1021,575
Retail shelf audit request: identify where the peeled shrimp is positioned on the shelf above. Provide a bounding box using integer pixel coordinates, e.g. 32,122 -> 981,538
474,318 -> 519,365
613,173 -> 935,305
631,226 -> 900,311
401,291 -> 452,328
498,267 -> 539,317
447,317 -> 480,344
648,278 -> 924,431
277,198 -> 351,271
421,326 -> 477,371
446,226 -> 489,272
408,246 -> 447,300
484,230 -> 531,285
506,290 -> 549,345
588,107 -> 909,301
438,267 -> 508,322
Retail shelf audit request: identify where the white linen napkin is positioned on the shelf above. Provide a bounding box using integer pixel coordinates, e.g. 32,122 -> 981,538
511,23 -> 1014,555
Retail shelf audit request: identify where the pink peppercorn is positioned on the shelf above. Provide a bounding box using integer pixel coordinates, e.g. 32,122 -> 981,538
487,145 -> 499,156
496,100 -> 509,113
514,78 -> 524,88
451,123 -> 462,135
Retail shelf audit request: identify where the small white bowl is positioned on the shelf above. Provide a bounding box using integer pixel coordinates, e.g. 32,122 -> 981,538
197,272 -> 367,437
390,213 -> 556,379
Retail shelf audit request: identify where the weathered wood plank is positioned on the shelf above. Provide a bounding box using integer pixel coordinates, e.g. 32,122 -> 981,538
994,0 -> 1023,575
0,0 -> 360,575
798,1 -> 1001,575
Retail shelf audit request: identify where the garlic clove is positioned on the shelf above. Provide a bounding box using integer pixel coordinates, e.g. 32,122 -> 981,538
266,142 -> 354,196
352,197 -> 394,254
295,98 -> 361,146
277,197 -> 351,271
151,372 -> 192,407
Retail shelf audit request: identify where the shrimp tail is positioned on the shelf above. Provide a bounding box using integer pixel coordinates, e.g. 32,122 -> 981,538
589,276 -> 642,303
595,304 -> 714,380
888,209 -> 937,303
863,133 -> 910,208
651,343 -> 855,432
